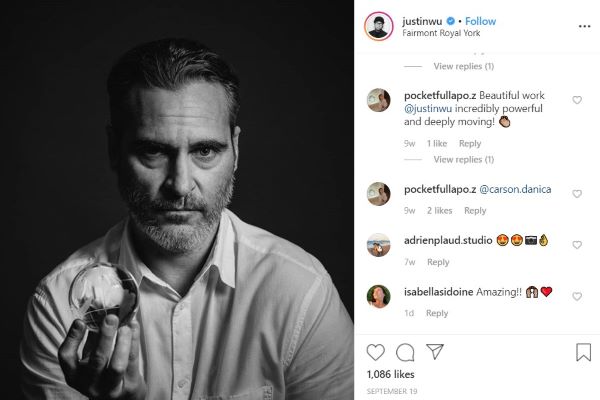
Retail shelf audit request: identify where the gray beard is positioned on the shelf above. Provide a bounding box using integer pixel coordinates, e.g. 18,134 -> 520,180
119,171 -> 235,254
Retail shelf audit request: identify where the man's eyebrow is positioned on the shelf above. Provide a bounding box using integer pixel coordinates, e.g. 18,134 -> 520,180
189,140 -> 229,151
130,139 -> 174,151
130,139 -> 229,151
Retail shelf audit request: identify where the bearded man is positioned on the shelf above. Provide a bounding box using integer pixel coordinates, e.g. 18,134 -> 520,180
20,38 -> 353,400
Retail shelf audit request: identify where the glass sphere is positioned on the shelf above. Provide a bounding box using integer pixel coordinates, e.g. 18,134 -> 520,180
69,262 -> 139,332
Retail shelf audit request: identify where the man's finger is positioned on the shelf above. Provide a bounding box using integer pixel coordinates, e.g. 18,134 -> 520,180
82,330 -> 99,360
125,320 -> 141,382
88,314 -> 119,374
58,319 -> 87,383
104,325 -> 132,393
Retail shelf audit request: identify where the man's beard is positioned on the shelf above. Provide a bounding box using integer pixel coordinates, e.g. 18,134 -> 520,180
118,170 -> 235,254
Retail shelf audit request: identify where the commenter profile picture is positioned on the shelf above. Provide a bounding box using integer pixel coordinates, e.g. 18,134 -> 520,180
367,88 -> 391,112
367,285 -> 391,308
367,182 -> 391,206
367,233 -> 391,257
364,12 -> 394,41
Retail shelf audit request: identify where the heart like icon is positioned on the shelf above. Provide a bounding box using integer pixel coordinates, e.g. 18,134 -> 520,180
541,287 -> 553,297
573,96 -> 582,104
572,190 -> 582,198
573,241 -> 583,249
573,292 -> 582,301
367,344 -> 385,361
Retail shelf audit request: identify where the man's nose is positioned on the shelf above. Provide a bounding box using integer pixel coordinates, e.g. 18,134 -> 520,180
165,154 -> 195,197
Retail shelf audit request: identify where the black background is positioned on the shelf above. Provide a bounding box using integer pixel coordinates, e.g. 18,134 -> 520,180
4,1 -> 352,397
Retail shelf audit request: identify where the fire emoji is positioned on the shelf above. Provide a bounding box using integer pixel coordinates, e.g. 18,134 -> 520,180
540,234 -> 548,247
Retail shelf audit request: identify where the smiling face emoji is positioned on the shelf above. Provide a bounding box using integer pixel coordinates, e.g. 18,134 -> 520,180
511,234 -> 523,246
497,234 -> 509,246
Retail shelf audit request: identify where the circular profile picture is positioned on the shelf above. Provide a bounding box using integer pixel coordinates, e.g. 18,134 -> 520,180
367,182 -> 391,206
367,285 -> 391,308
367,88 -> 391,112
367,233 -> 391,257
364,12 -> 394,41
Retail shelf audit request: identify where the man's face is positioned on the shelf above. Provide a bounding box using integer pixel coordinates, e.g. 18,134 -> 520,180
373,287 -> 384,301
112,81 -> 240,254
374,21 -> 384,31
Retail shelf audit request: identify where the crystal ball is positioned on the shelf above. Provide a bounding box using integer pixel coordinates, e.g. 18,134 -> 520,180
69,262 -> 139,332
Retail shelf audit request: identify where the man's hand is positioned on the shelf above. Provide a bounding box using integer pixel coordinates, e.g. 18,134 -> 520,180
58,315 -> 146,400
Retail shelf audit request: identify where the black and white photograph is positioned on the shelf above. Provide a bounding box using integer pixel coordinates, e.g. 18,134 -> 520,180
5,2 -> 353,399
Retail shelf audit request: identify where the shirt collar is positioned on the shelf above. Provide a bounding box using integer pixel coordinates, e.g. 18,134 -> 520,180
117,211 -> 236,289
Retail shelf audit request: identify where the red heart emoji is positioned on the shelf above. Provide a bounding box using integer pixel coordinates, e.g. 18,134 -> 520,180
541,287 -> 552,297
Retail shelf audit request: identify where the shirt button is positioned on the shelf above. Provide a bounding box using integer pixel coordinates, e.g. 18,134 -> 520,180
177,379 -> 187,388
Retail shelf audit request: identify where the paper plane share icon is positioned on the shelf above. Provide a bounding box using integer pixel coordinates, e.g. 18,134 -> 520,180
426,344 -> 444,360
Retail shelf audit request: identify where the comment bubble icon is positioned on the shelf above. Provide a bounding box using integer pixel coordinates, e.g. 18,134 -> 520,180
396,343 -> 415,362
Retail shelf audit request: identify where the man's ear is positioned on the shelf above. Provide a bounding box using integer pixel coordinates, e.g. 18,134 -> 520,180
232,126 -> 241,172
106,124 -> 119,171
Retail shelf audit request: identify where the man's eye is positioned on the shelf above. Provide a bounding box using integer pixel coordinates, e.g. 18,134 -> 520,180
138,148 -> 166,161
193,147 -> 217,159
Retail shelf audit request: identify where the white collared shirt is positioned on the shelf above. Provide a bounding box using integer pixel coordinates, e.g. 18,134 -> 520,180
21,210 -> 353,399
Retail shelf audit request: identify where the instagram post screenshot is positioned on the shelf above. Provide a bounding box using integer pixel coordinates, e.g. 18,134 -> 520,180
356,0 -> 599,399
8,1 -> 599,399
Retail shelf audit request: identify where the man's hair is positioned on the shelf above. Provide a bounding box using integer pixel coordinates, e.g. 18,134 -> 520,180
107,38 -> 240,132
